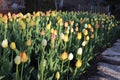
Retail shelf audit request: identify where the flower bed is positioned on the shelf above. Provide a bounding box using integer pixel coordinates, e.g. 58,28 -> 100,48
0,11 -> 119,80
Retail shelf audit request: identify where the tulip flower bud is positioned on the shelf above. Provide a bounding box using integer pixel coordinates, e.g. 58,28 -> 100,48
61,52 -> 68,60
83,29 -> 88,36
77,32 -> 82,40
82,41 -> 87,46
60,33 -> 64,40
84,24 -> 88,28
1,39 -> 8,48
46,23 -> 51,30
63,35 -> 68,42
14,56 -> 21,65
76,59 -> 82,68
10,42 -> 16,50
71,28 -> 74,33
56,71 -> 60,80
68,53 -> 74,61
86,36 -> 90,41
77,47 -> 82,55
26,39 -> 32,46
20,52 -> 28,63
41,39 -> 47,47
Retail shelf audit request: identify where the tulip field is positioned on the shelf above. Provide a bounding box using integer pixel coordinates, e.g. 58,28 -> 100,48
0,11 -> 119,80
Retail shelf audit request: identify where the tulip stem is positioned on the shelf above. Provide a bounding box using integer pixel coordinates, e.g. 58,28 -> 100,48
41,47 -> 45,80
16,65 -> 18,80
67,61 -> 70,80
21,63 -> 24,80
61,61 -> 64,73
4,25 -> 7,39
72,68 -> 77,79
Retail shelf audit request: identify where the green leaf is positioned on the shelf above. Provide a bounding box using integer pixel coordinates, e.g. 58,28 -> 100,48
0,76 -> 5,80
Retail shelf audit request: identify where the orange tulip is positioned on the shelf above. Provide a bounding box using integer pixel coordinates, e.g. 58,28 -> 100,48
90,34 -> 94,39
75,26 -> 78,32
69,20 -> 74,26
41,30 -> 45,36
64,22 -> 68,28
20,52 -> 28,63
96,24 -> 99,29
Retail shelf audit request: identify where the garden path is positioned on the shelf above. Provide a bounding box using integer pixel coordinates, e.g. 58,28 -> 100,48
88,39 -> 120,80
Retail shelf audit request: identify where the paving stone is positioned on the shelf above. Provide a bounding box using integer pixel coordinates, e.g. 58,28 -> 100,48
97,62 -> 120,80
102,56 -> 120,65
88,76 -> 108,80
97,72 -> 118,80
102,49 -> 120,56
113,42 -> 120,46
88,39 -> 120,80
117,39 -> 120,42
111,45 -> 120,52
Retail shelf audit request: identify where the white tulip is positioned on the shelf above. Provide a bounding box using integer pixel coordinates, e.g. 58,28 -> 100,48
68,53 -> 74,60
41,39 -> 47,47
1,39 -> 8,48
60,33 -> 64,40
43,59 -> 47,67
84,24 -> 88,28
14,56 -> 21,65
77,47 -> 82,55
71,28 -> 74,33
82,41 -> 87,47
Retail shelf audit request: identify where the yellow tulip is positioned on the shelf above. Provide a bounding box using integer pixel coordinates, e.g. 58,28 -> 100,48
30,21 -> 35,27
86,36 -> 90,41
26,39 -> 32,46
54,29 -> 57,35
19,19 -> 26,29
56,72 -> 60,80
46,23 -> 51,30
76,59 -> 82,68
83,29 -> 88,36
63,35 -> 68,42
58,18 -> 63,24
10,42 -> 16,50
61,52 -> 68,60
77,32 -> 82,40
87,24 -> 92,28
51,28 -> 54,34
